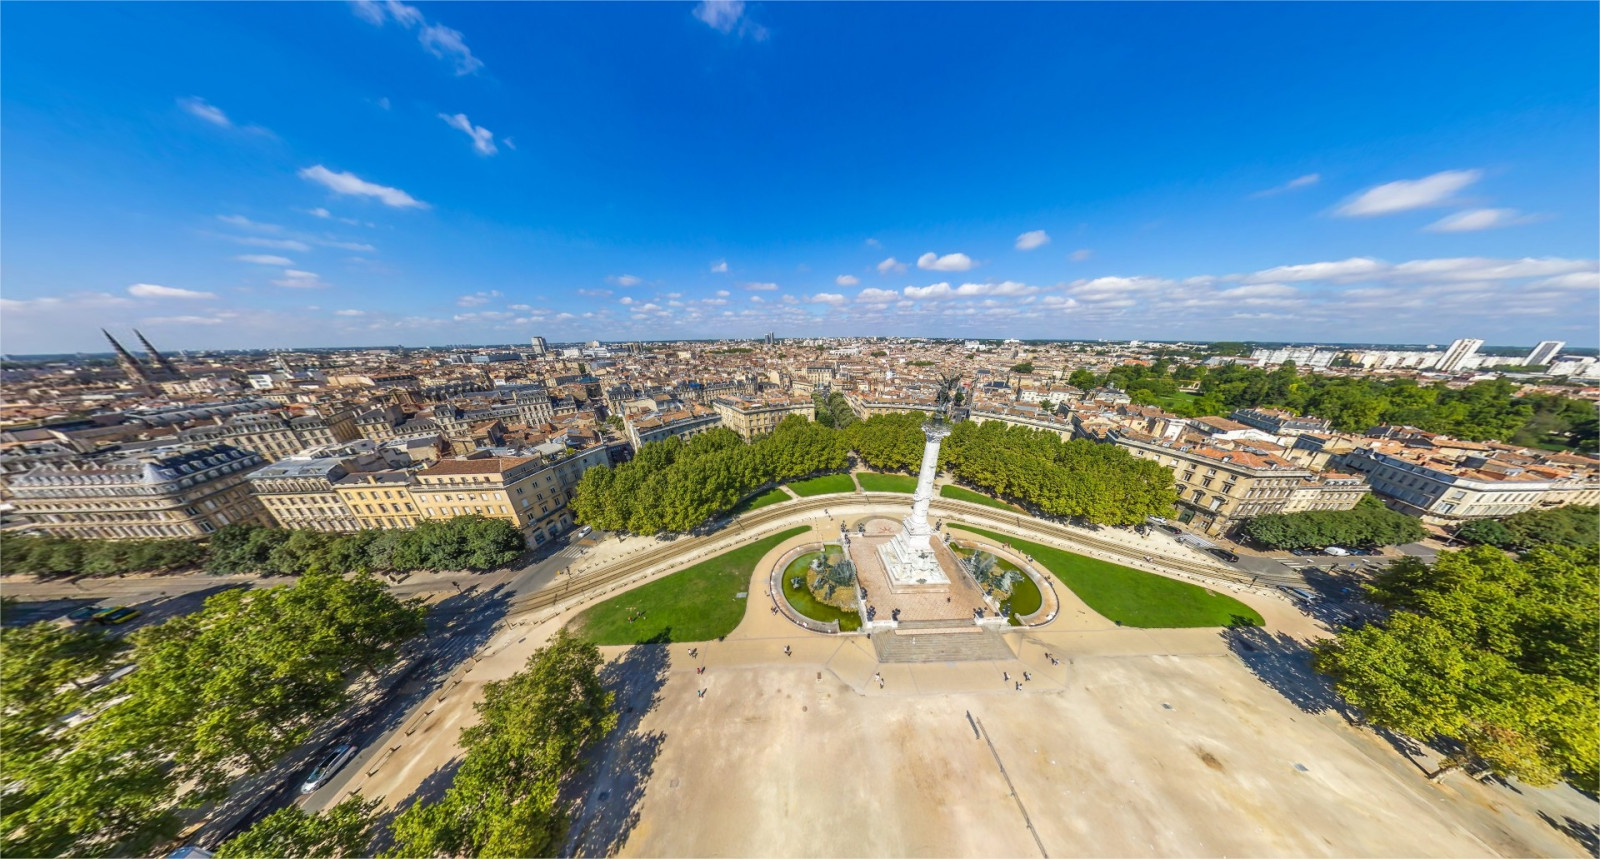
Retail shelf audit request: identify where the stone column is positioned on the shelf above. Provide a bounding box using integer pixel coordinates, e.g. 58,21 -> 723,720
904,420 -> 951,537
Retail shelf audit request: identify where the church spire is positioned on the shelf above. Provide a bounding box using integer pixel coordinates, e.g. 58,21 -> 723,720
103,329 -> 149,384
134,329 -> 182,379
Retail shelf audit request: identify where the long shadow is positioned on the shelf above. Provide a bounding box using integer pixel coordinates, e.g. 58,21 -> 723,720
561,632 -> 672,858
1221,625 -> 1357,720
1294,565 -> 1385,630
1539,810 -> 1600,856
364,757 -> 466,856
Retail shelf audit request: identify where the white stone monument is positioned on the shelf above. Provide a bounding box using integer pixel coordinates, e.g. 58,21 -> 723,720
876,375 -> 962,587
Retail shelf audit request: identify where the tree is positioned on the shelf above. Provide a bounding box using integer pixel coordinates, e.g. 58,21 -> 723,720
1241,494 -> 1425,549
1068,369 -> 1097,391
1011,361 -> 1034,374
387,630 -> 617,858
216,796 -> 378,859
1314,545 -> 1598,786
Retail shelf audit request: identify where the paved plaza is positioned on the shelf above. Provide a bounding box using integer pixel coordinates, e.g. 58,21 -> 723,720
847,517 -> 990,623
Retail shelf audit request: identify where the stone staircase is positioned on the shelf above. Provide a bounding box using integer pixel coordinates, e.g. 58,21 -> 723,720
872,623 -> 1015,663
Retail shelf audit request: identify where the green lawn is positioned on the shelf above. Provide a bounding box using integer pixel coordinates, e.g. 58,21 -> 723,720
948,524 -> 1262,628
572,526 -> 810,644
788,473 -> 858,497
940,484 -> 1022,511
857,472 -> 917,493
781,552 -> 862,631
732,486 -> 790,514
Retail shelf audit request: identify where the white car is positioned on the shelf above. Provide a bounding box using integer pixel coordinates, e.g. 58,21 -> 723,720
1324,546 -> 1350,556
575,525 -> 593,539
300,742 -> 356,794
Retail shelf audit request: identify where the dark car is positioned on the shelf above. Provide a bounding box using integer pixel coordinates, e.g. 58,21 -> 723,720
92,607 -> 140,625
300,742 -> 357,794
1206,547 -> 1241,563
1159,523 -> 1182,535
65,606 -> 103,624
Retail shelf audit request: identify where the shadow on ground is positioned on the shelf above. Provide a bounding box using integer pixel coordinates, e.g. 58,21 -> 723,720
364,757 -> 465,855
561,633 -> 672,858
1221,625 -> 1356,719
1539,811 -> 1600,856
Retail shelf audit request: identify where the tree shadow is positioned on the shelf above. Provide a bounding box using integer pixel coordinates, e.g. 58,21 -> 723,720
561,632 -> 672,858
1294,565 -> 1384,630
365,757 -> 466,856
1538,810 -> 1599,856
1221,625 -> 1356,719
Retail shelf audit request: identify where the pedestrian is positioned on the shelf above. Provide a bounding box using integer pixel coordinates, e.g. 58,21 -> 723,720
698,688 -> 706,699
784,645 -> 792,656
1023,671 -> 1032,682
946,596 -> 951,603
878,676 -> 885,689
1015,681 -> 1022,691
1003,671 -> 1009,682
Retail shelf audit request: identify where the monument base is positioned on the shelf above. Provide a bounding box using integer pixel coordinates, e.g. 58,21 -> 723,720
876,523 -> 951,589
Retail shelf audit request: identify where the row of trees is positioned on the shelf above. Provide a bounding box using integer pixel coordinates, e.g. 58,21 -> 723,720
1066,359 -> 1597,451
1,535 -> 206,578
386,630 -> 617,856
207,516 -> 525,576
1455,505 -> 1598,551
2,514 -> 525,581
1314,544 -> 1597,787
939,420 -> 1179,525
811,390 -> 857,430
569,418 -> 848,534
1,573 -> 426,857
1239,494 -> 1428,550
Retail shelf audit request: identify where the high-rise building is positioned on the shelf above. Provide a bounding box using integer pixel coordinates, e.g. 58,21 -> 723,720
1436,338 -> 1484,373
102,328 -> 183,386
529,336 -> 548,355
764,331 -> 775,346
1526,340 -> 1565,367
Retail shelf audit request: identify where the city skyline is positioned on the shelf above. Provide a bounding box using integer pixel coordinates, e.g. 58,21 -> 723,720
3,2 -> 1598,352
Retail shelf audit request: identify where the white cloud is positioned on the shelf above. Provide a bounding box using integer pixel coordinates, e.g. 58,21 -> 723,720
314,239 -> 378,252
355,0 -> 483,74
217,214 -> 281,233
619,296 -> 636,306
456,290 -> 502,307
711,259 -> 729,273
1532,271 -> 1600,290
917,252 -> 975,272
864,238 -> 882,248
610,274 -> 643,287
576,288 -> 612,297
234,254 -> 293,265
178,97 -> 231,127
877,257 -> 907,275
309,207 -> 332,219
128,283 -> 217,300
1252,173 -> 1321,197
692,0 -> 768,39
335,309 -> 367,316
903,281 -> 1040,300
439,113 -> 497,155
856,288 -> 899,303
835,274 -> 860,286
749,295 -> 764,303
808,293 -> 847,305
1334,169 -> 1481,217
1245,257 -> 1385,283
1069,249 -> 1094,263
227,236 -> 311,252
299,165 -> 428,209
272,269 -> 328,289
1015,230 -> 1050,251
744,281 -> 779,291
1424,208 -> 1528,233
715,289 -> 731,297
141,314 -> 227,326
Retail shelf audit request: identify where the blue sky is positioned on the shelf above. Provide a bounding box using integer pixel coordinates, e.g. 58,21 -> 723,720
3,1 -> 1596,353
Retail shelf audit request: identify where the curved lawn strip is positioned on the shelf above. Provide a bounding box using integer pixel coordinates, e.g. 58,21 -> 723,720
788,474 -> 857,497
948,524 -> 1262,628
781,552 -> 862,631
951,543 -> 1042,624
940,484 -> 1022,512
732,487 -> 790,514
857,472 -> 917,493
573,526 -> 811,644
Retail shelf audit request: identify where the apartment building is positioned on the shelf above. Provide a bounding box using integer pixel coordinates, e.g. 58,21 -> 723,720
409,443 -> 609,545
10,444 -> 268,539
1229,407 -> 1331,437
711,395 -> 816,440
334,471 -> 421,530
842,392 -> 939,421
249,456 -> 366,532
178,408 -> 360,460
967,402 -> 1077,441
1335,443 -> 1600,524
625,405 -> 723,449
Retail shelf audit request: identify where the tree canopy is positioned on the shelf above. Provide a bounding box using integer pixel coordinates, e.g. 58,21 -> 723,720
1456,505 -> 1597,551
2,534 -> 205,579
1240,494 -> 1427,549
216,796 -> 379,859
940,419 -> 1177,525
1314,544 -> 1598,787
386,630 -> 616,858
207,514 -> 524,576
1,575 -> 425,857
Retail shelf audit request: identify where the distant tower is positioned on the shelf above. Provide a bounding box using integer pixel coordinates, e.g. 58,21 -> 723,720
134,330 -> 183,380
1437,338 -> 1485,373
530,336 -> 548,356
103,329 -> 150,385
1526,340 -> 1564,367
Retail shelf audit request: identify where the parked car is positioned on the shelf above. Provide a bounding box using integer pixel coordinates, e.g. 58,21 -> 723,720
1206,547 -> 1241,563
1324,546 -> 1350,557
574,525 -> 593,539
1159,523 -> 1182,535
300,742 -> 357,794
1277,585 -> 1320,604
65,606 -> 103,624
92,607 -> 140,625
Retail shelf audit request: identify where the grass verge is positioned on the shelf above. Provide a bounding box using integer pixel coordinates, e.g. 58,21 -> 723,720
952,543 -> 1043,625
940,484 -> 1022,511
788,473 -> 857,497
572,526 -> 810,644
948,524 -> 1262,628
857,472 -> 917,493
732,486 -> 790,514
780,551 -> 862,631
